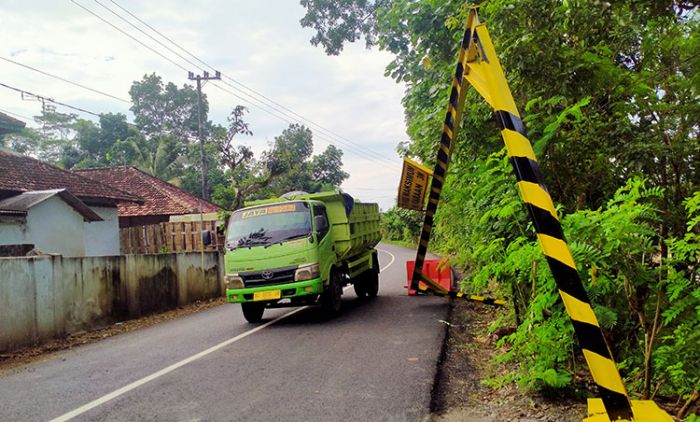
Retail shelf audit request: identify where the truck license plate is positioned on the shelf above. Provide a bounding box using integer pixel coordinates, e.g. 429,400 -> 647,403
253,290 -> 281,301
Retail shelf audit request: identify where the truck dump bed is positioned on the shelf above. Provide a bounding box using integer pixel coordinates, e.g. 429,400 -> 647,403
284,191 -> 381,261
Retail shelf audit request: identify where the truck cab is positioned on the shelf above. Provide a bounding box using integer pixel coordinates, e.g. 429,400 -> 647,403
224,191 -> 381,322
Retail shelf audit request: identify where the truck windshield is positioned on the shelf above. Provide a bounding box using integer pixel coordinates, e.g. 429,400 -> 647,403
226,202 -> 311,249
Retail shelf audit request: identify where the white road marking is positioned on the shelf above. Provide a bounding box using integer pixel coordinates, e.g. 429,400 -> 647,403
51,250 -> 398,422
377,247 -> 395,272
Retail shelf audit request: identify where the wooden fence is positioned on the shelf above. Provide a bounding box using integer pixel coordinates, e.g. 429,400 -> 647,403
120,221 -> 225,254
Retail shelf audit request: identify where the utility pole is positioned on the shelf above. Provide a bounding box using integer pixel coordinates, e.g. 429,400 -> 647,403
188,70 -> 221,200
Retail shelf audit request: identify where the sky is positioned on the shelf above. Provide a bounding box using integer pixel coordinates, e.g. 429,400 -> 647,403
0,0 -> 408,210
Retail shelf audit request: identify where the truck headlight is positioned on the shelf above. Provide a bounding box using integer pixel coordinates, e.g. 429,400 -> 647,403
295,263 -> 320,281
225,274 -> 244,289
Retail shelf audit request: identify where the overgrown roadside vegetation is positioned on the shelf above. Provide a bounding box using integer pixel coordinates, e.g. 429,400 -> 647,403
431,300 -> 585,422
305,0 -> 699,419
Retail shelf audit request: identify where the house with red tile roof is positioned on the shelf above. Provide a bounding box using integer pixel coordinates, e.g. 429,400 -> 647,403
74,166 -> 222,228
0,150 -> 142,256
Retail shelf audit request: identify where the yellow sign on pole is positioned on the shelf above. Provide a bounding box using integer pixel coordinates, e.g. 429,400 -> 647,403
397,158 -> 433,211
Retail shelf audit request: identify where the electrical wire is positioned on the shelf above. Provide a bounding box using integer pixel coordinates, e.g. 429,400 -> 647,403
92,0 -> 395,168
107,0 -> 398,159
69,0 -> 189,73
0,56 -> 130,103
0,81 -> 100,117
0,107 -> 34,121
102,0 -> 401,168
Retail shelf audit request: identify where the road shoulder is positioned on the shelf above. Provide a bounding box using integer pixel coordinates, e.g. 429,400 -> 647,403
430,300 -> 585,422
0,297 -> 225,375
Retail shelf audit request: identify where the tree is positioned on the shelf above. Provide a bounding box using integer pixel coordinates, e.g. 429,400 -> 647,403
125,73 -> 203,181
109,133 -> 185,181
266,124 -> 314,193
0,127 -> 44,157
34,107 -> 77,141
216,106 -> 260,210
216,107 -> 350,209
266,125 -> 350,195
129,73 -> 200,141
382,206 -> 423,244
30,108 -> 78,163
300,0 -> 700,407
299,0 -> 379,55
311,144 -> 349,189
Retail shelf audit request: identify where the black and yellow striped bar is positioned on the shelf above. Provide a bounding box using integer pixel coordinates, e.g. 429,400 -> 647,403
409,12 -> 476,294
416,281 -> 506,307
462,16 -> 634,420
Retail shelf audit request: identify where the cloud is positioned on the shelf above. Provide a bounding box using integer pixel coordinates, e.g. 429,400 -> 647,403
0,1 -> 408,209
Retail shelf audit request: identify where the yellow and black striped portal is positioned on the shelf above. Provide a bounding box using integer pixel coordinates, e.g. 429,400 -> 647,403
416,283 -> 506,307
460,9 -> 634,420
409,10 -> 476,296
406,5 -> 674,420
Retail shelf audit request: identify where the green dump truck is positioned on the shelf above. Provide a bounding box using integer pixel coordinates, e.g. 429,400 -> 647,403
224,191 -> 382,322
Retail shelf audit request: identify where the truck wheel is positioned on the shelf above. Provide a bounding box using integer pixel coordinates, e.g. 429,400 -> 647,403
241,303 -> 265,323
365,266 -> 379,298
353,279 -> 367,298
321,270 -> 343,317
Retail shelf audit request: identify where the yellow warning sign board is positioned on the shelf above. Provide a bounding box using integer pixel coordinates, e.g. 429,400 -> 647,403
397,158 -> 433,211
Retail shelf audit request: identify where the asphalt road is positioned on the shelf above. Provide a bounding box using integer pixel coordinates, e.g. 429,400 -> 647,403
0,243 -> 448,422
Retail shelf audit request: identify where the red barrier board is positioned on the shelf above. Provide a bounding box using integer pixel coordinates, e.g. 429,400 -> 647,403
405,259 -> 452,295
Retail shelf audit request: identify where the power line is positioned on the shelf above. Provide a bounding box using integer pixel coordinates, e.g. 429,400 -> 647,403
0,107 -> 34,121
0,56 -> 130,103
72,0 -> 401,168
69,0 -> 189,73
0,81 -> 100,117
213,80 -> 397,168
103,0 -> 401,168
93,0 -> 394,168
107,0 -> 392,152
207,81 -> 393,166
93,0 -> 203,73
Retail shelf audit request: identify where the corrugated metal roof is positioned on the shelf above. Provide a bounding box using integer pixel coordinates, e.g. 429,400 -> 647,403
0,189 -> 103,221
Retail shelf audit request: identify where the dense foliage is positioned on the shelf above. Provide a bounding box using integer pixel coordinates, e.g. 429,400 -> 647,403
301,0 -> 699,416
381,206 -> 423,245
0,73 -> 349,210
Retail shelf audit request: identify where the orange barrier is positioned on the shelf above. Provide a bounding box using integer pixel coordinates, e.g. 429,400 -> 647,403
405,259 -> 452,295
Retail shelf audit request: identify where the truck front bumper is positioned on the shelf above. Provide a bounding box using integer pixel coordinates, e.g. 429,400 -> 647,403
226,278 -> 324,304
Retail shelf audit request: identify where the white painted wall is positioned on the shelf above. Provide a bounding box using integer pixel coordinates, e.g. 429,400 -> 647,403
0,220 -> 25,244
0,196 -> 86,257
0,252 -> 223,352
84,206 -> 119,256
26,196 -> 86,257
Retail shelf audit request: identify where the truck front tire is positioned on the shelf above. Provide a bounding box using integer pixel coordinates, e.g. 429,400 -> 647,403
241,303 -> 265,323
321,270 -> 343,317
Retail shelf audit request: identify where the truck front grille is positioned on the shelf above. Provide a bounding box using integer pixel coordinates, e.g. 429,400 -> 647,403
241,266 -> 297,287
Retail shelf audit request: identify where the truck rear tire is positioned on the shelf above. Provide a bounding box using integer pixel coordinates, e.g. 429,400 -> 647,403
241,303 -> 265,323
365,266 -> 379,298
353,279 -> 367,298
321,270 -> 343,317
